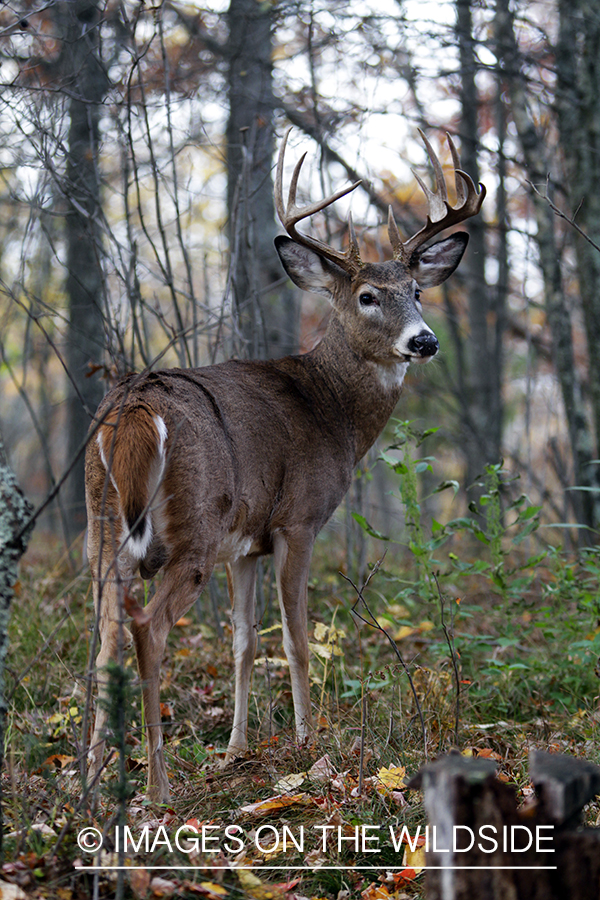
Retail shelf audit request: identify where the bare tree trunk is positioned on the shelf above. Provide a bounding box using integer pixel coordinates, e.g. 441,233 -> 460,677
495,0 -> 599,533
0,435 -> 33,858
455,0 -> 503,491
226,0 -> 298,360
556,0 -> 600,523
60,0 -> 108,537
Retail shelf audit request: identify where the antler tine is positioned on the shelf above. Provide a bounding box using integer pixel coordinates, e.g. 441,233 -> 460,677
390,130 -> 486,261
414,127 -> 447,222
387,205 -> 406,262
275,127 -> 363,274
446,132 -> 467,207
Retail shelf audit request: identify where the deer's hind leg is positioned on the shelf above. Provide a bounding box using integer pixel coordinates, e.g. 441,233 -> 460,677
131,559 -> 214,802
86,527 -> 135,790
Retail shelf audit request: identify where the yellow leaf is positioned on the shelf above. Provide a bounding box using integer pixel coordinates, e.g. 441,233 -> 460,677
47,712 -> 65,725
199,883 -> 228,899
403,844 -> 426,873
393,625 -> 415,640
258,623 -> 282,635
254,657 -> 289,667
308,641 -> 342,660
237,870 -> 286,899
417,620 -> 435,632
313,622 -> 329,642
387,603 -> 410,618
376,766 -> 406,790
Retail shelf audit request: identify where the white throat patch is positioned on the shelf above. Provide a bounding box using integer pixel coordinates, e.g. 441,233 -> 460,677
375,361 -> 409,392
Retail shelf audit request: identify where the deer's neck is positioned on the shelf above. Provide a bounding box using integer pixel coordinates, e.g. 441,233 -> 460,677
308,314 -> 406,462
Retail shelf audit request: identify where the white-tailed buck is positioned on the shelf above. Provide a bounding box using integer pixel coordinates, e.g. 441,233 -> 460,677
86,128 -> 484,801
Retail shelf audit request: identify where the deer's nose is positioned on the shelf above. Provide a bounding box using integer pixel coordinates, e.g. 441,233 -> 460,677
407,331 -> 439,358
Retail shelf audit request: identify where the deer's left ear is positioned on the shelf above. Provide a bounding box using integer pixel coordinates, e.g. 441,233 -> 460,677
411,233 -> 469,288
275,235 -> 341,301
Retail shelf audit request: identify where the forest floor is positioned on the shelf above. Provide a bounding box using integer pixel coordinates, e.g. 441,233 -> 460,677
2,519 -> 600,900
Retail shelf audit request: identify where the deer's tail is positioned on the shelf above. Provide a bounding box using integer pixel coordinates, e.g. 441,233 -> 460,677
96,401 -> 167,558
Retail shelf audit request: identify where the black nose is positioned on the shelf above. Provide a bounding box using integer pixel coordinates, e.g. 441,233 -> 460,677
407,331 -> 439,358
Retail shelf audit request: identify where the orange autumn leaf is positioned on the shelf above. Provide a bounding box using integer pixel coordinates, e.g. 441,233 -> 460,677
390,867 -> 419,885
239,793 -> 310,816
476,748 -> 503,761
361,884 -> 391,900
38,754 -> 76,771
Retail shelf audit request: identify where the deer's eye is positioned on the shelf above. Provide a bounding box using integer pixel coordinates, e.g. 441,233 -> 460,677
359,292 -> 378,307
415,289 -> 422,303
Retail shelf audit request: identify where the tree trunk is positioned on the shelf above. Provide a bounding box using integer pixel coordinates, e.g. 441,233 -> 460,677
0,436 -> 33,858
60,0 -> 108,537
495,0 -> 599,533
226,0 -> 298,360
455,0 -> 503,491
556,0 -> 600,525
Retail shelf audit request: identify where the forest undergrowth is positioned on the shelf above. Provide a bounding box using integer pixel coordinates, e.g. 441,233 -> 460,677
3,424 -> 600,899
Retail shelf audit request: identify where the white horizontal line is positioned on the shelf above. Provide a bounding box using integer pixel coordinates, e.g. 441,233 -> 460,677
78,865 -> 558,871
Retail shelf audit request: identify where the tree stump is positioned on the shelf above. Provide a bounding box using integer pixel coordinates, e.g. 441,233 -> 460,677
408,750 -> 600,900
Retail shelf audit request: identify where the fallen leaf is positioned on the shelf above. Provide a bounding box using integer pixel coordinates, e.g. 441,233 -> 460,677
237,869 -> 286,899
402,843 -> 426,874
308,755 -> 337,782
393,625 -> 415,641
175,617 -> 192,626
240,794 -> 309,816
0,885 -> 27,900
361,884 -> 391,900
476,748 -> 503,761
396,829 -> 426,848
129,867 -> 151,898
390,867 -> 420,885
179,882 -> 229,899
149,876 -> 178,897
376,766 -> 406,790
273,772 -> 306,793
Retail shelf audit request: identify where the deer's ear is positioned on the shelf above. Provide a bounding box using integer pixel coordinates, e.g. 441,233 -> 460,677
411,233 -> 469,288
275,236 -> 341,300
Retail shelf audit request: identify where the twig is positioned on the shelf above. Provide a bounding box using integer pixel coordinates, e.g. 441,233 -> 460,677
529,180 -> 600,254
341,557 -> 428,760
433,573 -> 461,745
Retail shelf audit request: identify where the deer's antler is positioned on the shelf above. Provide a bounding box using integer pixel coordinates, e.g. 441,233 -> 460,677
275,127 -> 364,275
388,129 -> 486,263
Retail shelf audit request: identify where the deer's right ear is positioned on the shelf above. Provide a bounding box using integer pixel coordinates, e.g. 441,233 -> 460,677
275,236 -> 340,300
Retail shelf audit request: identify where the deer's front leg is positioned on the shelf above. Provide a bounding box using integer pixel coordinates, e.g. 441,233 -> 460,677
224,556 -> 258,761
273,531 -> 314,744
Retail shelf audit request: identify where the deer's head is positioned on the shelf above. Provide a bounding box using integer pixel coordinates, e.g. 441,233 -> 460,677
275,129 -> 485,372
